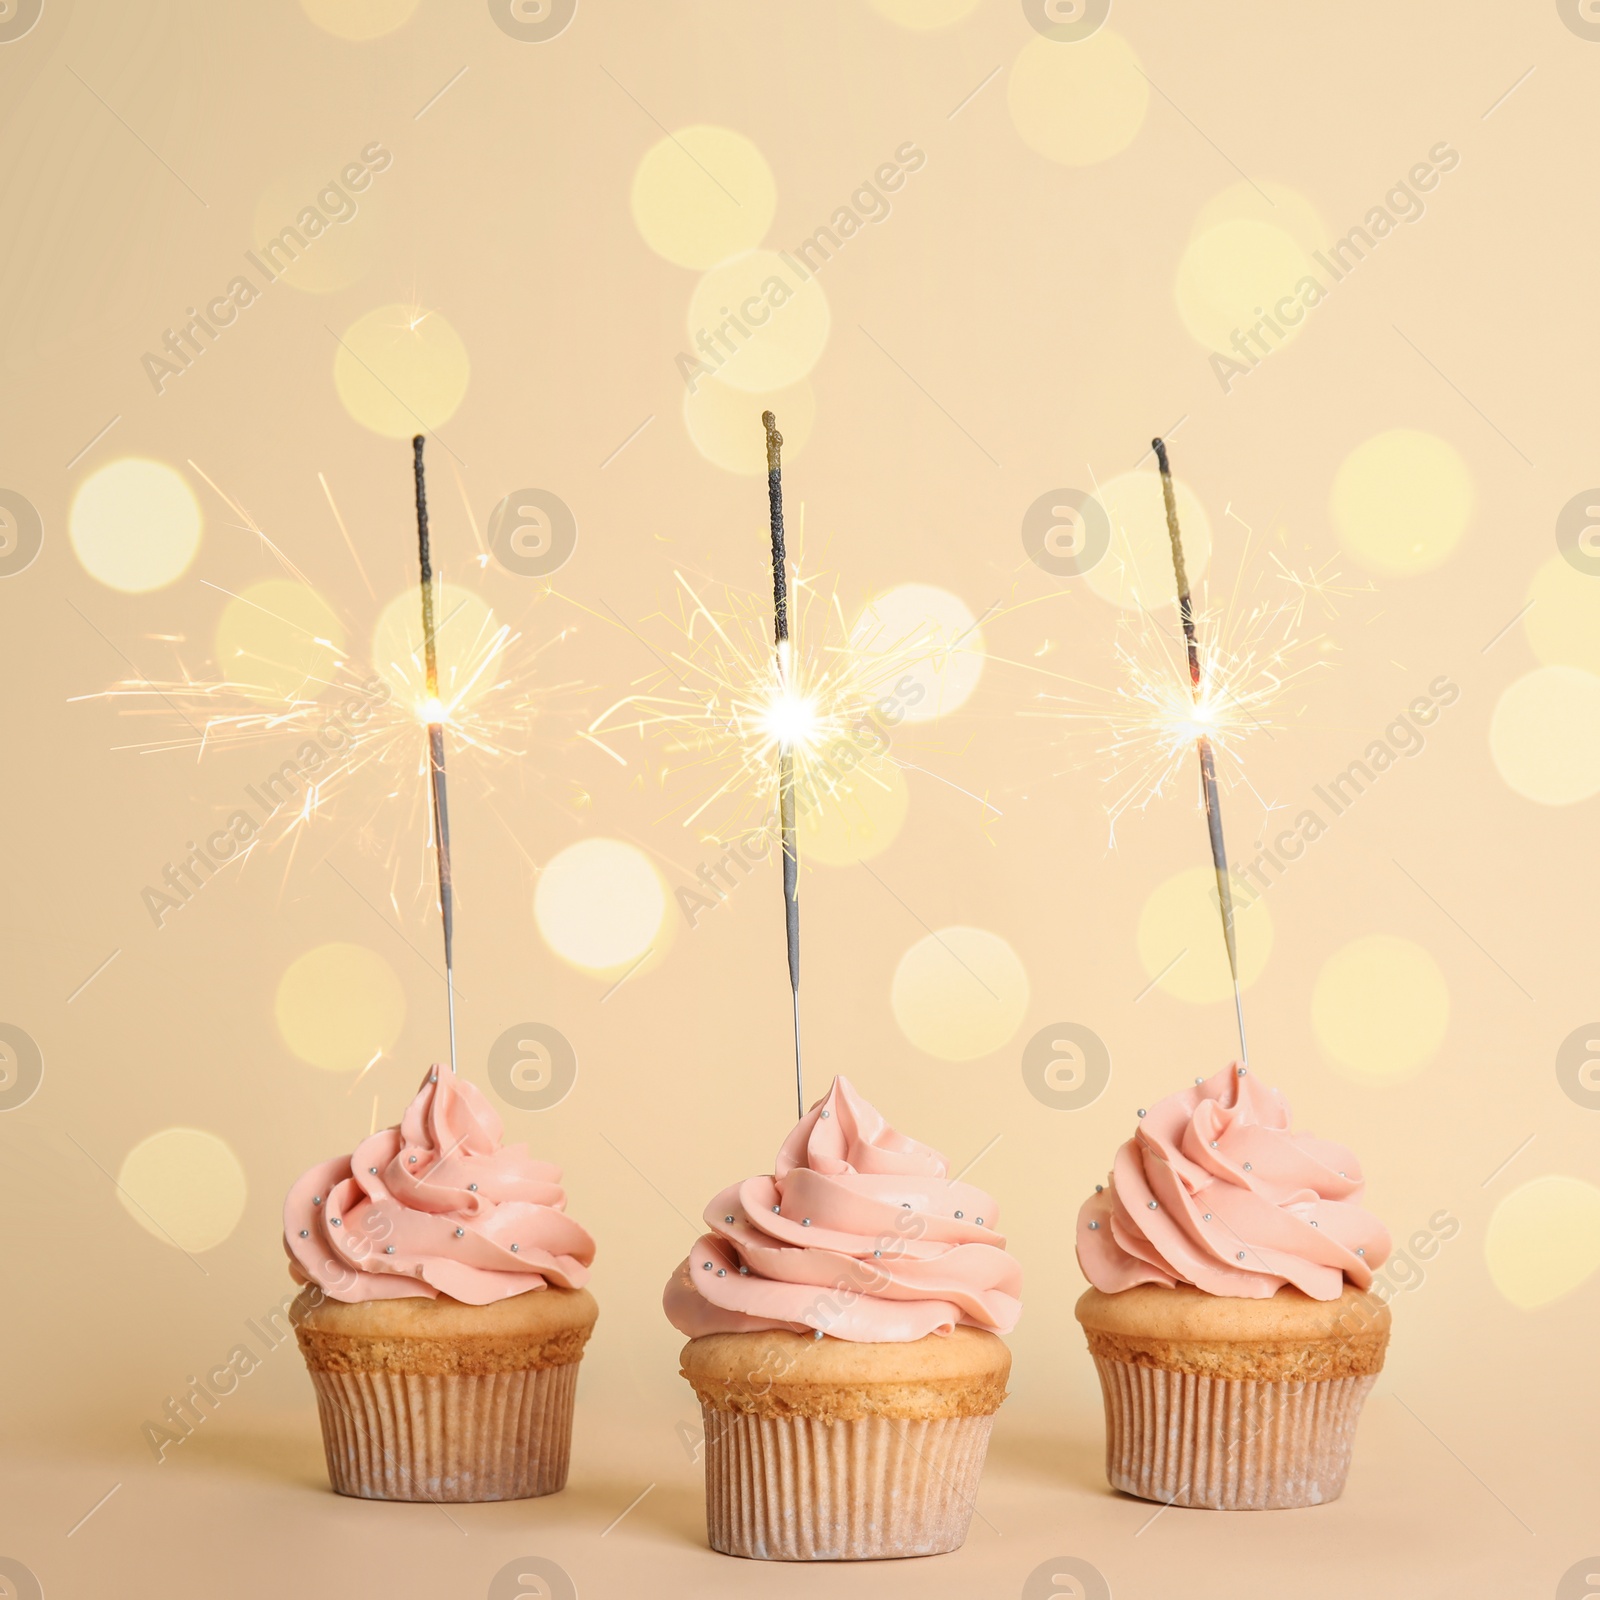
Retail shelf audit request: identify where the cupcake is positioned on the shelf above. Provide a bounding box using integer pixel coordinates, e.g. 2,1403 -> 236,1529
283,1065 -> 596,1502
665,1076 -> 1021,1561
1074,1062 -> 1392,1510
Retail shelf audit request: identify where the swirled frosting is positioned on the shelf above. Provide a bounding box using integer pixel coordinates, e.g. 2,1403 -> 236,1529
663,1076 -> 1021,1342
283,1065 -> 594,1305
1076,1063 -> 1391,1301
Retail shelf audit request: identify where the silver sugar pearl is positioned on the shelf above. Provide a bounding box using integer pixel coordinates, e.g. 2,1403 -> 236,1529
368,1166 -> 377,1174
408,1155 -> 418,1164
716,1269 -> 726,1277
772,1205 -> 781,1213
1137,1109 -> 1146,1118
1237,1066 -> 1247,1075
384,1246 -> 395,1254
1310,1221 -> 1319,1228
468,1183 -> 478,1191
873,1250 -> 882,1257
1209,1141 -> 1218,1148
812,1330 -> 823,1341
1094,1184 -> 1103,1193
1195,1076 -> 1204,1084
455,1228 -> 464,1238
1357,1247 -> 1365,1256
330,1218 -> 341,1227
1237,1251 -> 1247,1260
1244,1162 -> 1253,1172
299,1229 -> 309,1238
739,1266 -> 749,1275
801,1218 -> 811,1227
976,1217 -> 984,1226
702,1261 -> 712,1270
510,1244 -> 519,1253
725,1215 -> 735,1223
312,1196 -> 322,1205
955,1210 -> 964,1219
1088,1221 -> 1099,1230
902,1202 -> 912,1210
820,1109 -> 830,1118
1203,1213 -> 1212,1221
1148,1200 -> 1159,1210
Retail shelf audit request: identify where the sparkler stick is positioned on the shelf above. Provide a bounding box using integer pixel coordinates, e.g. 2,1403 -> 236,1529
1152,437 -> 1249,1068
413,434 -> 457,1076
763,410 -> 803,1119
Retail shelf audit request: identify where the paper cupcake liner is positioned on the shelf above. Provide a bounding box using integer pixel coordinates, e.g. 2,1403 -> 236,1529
309,1361 -> 581,1502
698,1405 -> 994,1561
1092,1356 -> 1377,1510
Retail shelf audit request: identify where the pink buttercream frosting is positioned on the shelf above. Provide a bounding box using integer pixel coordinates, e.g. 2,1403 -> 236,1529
1075,1062 -> 1391,1301
283,1065 -> 594,1305
663,1076 -> 1022,1343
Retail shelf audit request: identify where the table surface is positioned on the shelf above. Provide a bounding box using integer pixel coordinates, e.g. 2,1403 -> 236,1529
5,1390 -> 1588,1600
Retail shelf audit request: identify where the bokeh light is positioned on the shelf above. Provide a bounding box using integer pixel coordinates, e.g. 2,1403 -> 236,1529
70,458 -> 201,593
1083,468 -> 1212,612
299,0 -> 419,40
1008,31 -> 1149,166
1331,429 -> 1471,575
685,375 -> 815,475
631,126 -> 778,270
1485,1174 -> 1600,1310
1489,665 -> 1600,805
214,580 -> 345,702
535,837 -> 666,972
1523,555 -> 1600,674
276,943 -> 406,1073
798,755 -> 910,865
687,249 -> 830,393
852,583 -> 985,721
1311,933 -> 1448,1081
891,926 -> 1030,1061
117,1128 -> 248,1253
333,303 -> 470,438
1135,865 -> 1272,1003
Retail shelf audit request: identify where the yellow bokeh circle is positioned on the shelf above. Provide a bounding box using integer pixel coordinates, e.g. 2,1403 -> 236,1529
1489,665 -> 1600,806
372,583 -> 497,714
70,458 -> 201,593
852,583 -> 985,722
253,167 -> 382,294
536,838 -> 666,973
1136,866 -> 1272,1004
1331,429 -> 1471,575
1311,934 -> 1448,1082
299,0 -> 419,40
215,580 -> 345,701
334,304 -> 470,438
867,0 -> 981,27
687,249 -> 830,394
632,126 -> 777,271
892,926 -> 1031,1062
1523,555 -> 1600,674
277,943 -> 407,1073
118,1128 -> 248,1253
799,755 -> 910,866
685,376 -> 815,476
1083,468 -> 1212,612
1008,31 -> 1149,167
1485,1174 -> 1600,1310
1177,221 -> 1320,355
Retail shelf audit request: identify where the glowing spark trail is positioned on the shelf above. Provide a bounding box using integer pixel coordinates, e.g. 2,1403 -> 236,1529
1153,436 -> 1248,1067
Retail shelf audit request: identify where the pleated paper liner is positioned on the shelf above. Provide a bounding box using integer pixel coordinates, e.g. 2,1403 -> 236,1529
1091,1357 -> 1378,1510
309,1362 -> 580,1502
698,1407 -> 995,1561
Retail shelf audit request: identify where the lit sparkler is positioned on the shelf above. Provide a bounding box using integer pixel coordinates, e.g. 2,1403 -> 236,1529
412,435 -> 457,1077
1152,437 -> 1248,1066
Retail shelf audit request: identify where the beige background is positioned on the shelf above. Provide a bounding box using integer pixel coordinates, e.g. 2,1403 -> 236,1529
2,1 -> 1597,1595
